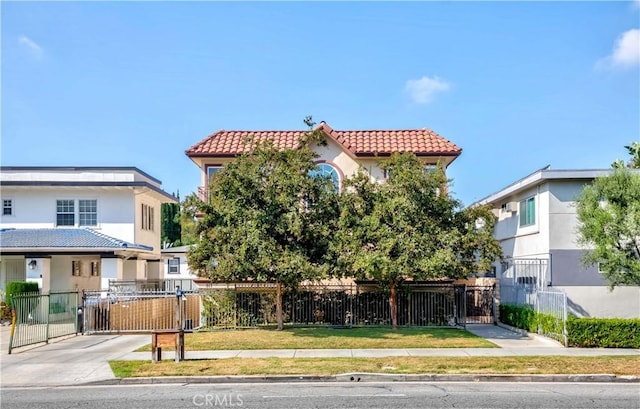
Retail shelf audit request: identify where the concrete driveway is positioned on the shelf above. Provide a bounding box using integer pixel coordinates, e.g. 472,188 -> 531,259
0,326 -> 149,387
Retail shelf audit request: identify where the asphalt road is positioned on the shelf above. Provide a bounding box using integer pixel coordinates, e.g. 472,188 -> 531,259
2,382 -> 639,409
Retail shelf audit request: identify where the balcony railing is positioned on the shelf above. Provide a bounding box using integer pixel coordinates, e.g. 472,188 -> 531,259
197,186 -> 209,202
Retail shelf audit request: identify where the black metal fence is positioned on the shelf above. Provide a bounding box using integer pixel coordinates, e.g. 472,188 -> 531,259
201,282 -> 486,329
77,281 -> 495,334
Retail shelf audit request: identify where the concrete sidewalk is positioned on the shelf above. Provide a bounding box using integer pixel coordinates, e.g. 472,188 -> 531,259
1,325 -> 639,388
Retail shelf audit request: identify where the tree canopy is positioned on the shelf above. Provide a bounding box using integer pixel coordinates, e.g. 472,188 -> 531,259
187,129 -> 339,329
332,153 -> 502,328
577,145 -> 640,287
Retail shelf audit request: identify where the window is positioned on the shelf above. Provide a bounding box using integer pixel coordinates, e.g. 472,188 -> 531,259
79,200 -> 97,226
57,200 -> 75,226
90,261 -> 100,277
207,166 -> 223,182
71,260 -> 81,276
3,199 -> 12,216
519,196 -> 536,227
517,276 -> 537,286
309,163 -> 340,191
141,203 -> 155,231
168,258 -> 180,274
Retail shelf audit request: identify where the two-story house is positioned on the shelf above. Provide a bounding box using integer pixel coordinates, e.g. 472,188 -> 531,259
0,167 -> 177,292
186,121 -> 462,200
473,166 -> 640,318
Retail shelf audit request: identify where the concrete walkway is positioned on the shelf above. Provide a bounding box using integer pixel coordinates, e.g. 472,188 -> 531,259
1,325 -> 639,388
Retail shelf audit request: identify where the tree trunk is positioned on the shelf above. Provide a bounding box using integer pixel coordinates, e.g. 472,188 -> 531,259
389,281 -> 398,330
276,281 -> 283,330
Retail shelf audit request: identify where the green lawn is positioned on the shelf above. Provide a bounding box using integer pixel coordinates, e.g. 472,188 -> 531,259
135,327 -> 496,351
110,356 -> 640,378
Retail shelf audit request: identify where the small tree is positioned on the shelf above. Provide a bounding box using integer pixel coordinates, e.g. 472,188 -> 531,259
333,153 -> 501,329
187,124 -> 339,329
577,145 -> 640,287
161,192 -> 182,247
179,194 -> 199,247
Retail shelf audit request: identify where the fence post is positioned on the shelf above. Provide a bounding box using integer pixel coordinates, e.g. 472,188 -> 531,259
8,309 -> 16,354
535,291 -> 540,335
492,283 -> 498,325
407,290 -> 412,327
563,292 -> 568,347
44,294 -> 50,344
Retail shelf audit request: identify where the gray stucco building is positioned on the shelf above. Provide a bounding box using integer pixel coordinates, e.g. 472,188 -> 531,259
474,166 -> 639,319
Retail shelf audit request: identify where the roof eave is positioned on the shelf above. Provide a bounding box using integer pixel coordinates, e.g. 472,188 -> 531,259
470,167 -> 615,207
0,247 -> 154,253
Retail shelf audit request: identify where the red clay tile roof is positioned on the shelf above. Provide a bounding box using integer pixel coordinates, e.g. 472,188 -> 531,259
186,122 -> 461,158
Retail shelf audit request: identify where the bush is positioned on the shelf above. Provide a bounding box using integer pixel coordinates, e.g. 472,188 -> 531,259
499,304 -> 564,339
567,316 -> 640,348
499,304 -> 536,332
5,281 -> 39,309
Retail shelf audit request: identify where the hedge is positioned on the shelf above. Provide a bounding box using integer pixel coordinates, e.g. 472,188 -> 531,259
501,304 -> 640,348
499,304 -> 536,332
5,281 -> 39,309
566,316 -> 640,348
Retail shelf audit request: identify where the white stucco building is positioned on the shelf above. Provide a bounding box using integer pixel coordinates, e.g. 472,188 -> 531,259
0,167 -> 177,292
474,166 -> 640,318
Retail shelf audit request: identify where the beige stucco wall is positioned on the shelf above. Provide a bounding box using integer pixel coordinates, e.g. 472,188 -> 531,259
133,193 -> 163,256
49,255 -> 101,292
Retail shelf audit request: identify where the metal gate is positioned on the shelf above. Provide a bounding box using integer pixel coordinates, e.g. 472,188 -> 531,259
8,291 -> 79,354
82,290 -> 201,334
455,285 -> 495,324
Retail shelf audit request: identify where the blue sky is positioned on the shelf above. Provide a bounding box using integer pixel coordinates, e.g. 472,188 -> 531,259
2,1 -> 639,206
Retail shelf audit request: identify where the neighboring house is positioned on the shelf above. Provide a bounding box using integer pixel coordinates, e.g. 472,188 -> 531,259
185,121 -> 462,200
473,166 -> 640,319
161,245 -> 197,281
0,167 -> 177,292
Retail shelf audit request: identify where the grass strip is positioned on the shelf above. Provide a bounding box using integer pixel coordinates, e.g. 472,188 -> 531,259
135,327 -> 496,351
110,356 -> 640,378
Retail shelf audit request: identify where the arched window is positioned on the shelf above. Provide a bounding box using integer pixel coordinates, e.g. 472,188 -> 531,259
309,163 -> 340,191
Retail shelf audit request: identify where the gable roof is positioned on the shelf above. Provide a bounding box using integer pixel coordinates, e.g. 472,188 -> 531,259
0,228 -> 153,252
186,122 -> 462,158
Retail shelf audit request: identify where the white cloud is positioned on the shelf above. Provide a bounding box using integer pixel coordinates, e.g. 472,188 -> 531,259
404,76 -> 451,104
18,35 -> 44,59
597,29 -> 640,70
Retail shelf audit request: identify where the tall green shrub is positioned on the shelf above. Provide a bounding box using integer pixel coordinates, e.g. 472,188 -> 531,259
5,281 -> 39,309
499,304 -> 536,332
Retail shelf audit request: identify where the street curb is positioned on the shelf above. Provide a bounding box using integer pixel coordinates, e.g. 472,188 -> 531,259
85,373 -> 640,386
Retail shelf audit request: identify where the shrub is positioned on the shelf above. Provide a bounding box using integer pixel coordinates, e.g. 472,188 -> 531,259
5,281 -> 39,309
499,304 -> 536,332
567,316 -> 640,348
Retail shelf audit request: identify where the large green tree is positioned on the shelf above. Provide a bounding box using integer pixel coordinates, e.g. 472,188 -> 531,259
187,130 -> 339,329
577,144 -> 640,287
332,153 -> 502,329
